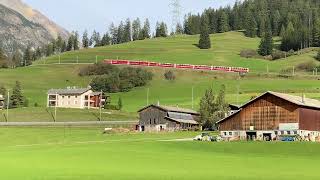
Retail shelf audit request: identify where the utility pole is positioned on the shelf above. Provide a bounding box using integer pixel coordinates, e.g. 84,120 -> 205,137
292,66 -> 295,76
147,88 -> 149,105
99,90 -> 102,121
6,90 -> 9,122
96,55 -> 98,64
192,86 -> 194,109
170,0 -> 182,34
54,94 -> 57,122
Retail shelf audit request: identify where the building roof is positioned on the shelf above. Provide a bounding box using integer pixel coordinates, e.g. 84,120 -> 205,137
138,104 -> 199,115
165,117 -> 199,125
48,87 -> 91,95
244,91 -> 320,109
216,91 -> 320,124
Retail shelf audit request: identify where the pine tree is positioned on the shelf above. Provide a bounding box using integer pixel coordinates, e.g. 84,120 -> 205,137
117,21 -> 125,43
110,23 -> 118,44
258,14 -> 266,37
198,14 -> 211,49
258,18 -> 273,56
199,88 -> 215,127
23,46 -> 32,66
66,36 -> 73,51
118,97 -> 123,110
56,35 -> 63,53
175,23 -> 184,34
132,18 -> 141,41
35,47 -> 42,60
123,18 -> 132,42
0,47 -> 8,68
272,10 -> 281,36
82,30 -> 89,48
244,11 -> 257,38
312,18 -> 320,47
316,49 -> 320,61
61,41 -> 67,52
10,81 -> 25,108
100,33 -> 111,46
141,19 -> 151,39
218,11 -> 229,33
90,30 -> 101,47
73,31 -> 79,50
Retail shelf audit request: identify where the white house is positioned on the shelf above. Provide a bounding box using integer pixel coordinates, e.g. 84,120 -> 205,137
47,87 -> 107,109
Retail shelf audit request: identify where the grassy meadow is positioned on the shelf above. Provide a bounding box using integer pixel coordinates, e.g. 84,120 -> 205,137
0,127 -> 319,180
0,31 -> 319,118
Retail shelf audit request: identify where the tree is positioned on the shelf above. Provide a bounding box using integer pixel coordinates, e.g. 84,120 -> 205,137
199,85 -> 229,129
118,97 -> 123,110
164,71 -> 176,80
316,50 -> 320,61
155,22 -> 168,37
258,20 -> 273,56
244,11 -> 257,38
23,46 -> 32,66
10,81 -> 25,108
272,10 -> 281,36
11,50 -> 22,68
123,18 -> 132,42
73,31 -> 80,50
82,30 -> 90,48
198,14 -> 211,49
117,21 -> 125,44
56,35 -> 63,53
90,30 -> 101,47
109,23 -> 118,45
66,36 -> 73,51
140,19 -> 151,39
132,18 -> 141,41
0,47 -> 8,68
218,11 -> 229,33
175,23 -> 184,34
100,33 -> 111,46
312,18 -> 320,47
61,41 -> 67,52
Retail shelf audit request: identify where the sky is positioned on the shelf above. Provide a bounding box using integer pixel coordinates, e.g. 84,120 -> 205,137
23,0 -> 237,34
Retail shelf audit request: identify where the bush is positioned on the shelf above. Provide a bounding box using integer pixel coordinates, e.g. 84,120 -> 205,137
164,71 -> 176,81
104,104 -> 119,110
34,102 -> 39,107
240,49 -> 258,58
295,61 -> 317,72
271,50 -> 286,60
88,64 -> 153,93
316,50 -> 320,61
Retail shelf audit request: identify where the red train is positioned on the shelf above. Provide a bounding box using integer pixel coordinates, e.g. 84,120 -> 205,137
104,59 -> 249,73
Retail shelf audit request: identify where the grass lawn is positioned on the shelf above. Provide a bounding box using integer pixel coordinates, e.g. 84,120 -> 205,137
0,107 -> 138,122
0,127 -> 319,179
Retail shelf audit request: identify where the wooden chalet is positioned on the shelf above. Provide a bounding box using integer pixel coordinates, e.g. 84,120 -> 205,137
138,104 -> 200,132
217,91 -> 320,140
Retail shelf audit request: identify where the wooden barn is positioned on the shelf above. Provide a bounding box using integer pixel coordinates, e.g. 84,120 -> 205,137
217,91 -> 320,140
138,104 -> 200,132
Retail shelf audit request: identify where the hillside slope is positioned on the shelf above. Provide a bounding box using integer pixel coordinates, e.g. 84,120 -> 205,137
42,32 -> 319,74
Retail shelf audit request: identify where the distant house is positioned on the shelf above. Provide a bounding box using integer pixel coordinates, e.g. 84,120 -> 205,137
217,91 -> 320,140
137,104 -> 200,132
0,95 -> 4,110
47,87 -> 108,109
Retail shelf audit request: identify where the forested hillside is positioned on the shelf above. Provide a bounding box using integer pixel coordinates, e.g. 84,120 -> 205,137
184,0 -> 320,51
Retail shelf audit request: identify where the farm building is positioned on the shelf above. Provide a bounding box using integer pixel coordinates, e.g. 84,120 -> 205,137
217,91 -> 320,141
138,104 -> 200,132
0,95 -> 4,110
47,87 -> 109,109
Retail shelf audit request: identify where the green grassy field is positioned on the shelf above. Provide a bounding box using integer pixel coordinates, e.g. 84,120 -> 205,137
0,31 -> 319,118
0,127 -> 319,180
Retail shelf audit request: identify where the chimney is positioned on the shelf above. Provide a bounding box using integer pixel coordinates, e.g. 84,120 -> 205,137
302,94 -> 306,104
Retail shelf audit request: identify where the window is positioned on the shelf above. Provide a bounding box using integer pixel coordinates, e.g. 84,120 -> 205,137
281,131 -> 284,135
62,96 -> 65,98
287,131 -> 291,135
275,131 -> 278,135
293,131 -> 297,135
74,101 -> 78,105
75,96 -> 78,98
150,119 -> 152,124
224,132 -> 227,136
229,132 -> 232,136
68,96 -> 71,99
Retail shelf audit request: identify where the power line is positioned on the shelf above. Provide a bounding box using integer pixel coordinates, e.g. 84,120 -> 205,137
170,0 -> 182,33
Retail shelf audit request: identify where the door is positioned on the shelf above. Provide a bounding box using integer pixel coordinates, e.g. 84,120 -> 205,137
246,132 -> 257,141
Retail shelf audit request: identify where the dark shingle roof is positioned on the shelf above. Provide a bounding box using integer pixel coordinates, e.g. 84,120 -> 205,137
138,104 -> 199,115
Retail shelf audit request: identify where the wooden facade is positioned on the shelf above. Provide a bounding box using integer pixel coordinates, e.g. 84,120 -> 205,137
138,105 -> 200,131
218,92 -> 320,132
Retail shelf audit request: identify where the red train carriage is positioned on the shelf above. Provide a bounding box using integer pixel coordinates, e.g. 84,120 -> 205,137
158,63 -> 175,68
104,59 -> 250,73
194,65 -> 212,71
176,64 -> 194,69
